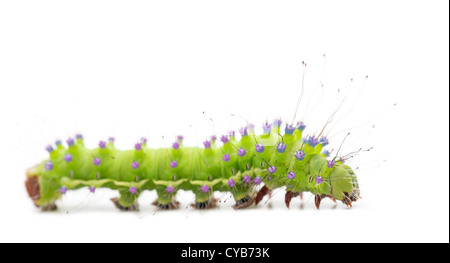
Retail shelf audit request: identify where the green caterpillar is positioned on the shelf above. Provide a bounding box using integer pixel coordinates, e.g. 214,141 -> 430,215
25,121 -> 360,211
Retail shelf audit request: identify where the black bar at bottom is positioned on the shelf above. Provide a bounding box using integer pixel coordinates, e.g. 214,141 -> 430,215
144,243 -> 284,262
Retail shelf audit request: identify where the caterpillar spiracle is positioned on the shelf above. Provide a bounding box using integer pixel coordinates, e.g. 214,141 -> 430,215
25,81 -> 361,212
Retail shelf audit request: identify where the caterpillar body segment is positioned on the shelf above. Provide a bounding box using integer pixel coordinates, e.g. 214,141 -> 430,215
25,122 -> 360,211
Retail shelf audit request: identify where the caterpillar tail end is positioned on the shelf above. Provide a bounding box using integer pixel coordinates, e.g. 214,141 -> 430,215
25,170 -> 57,211
25,175 -> 40,207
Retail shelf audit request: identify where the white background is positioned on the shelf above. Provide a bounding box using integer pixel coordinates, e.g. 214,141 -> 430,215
0,0 -> 448,243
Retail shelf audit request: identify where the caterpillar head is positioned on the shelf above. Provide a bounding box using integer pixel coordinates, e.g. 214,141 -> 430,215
329,164 -> 361,206
309,155 -> 360,207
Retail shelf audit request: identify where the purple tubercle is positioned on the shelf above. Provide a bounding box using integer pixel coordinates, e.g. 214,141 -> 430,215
201,184 -> 209,193
210,135 -> 217,142
135,143 -> 142,151
320,136 -> 329,146
89,186 -> 96,193
45,145 -> 54,153
203,140 -> 211,149
99,141 -> 107,149
131,161 -> 140,170
172,141 -> 180,150
308,136 -> 319,147
220,135 -> 229,144
237,148 -> 246,157
45,161 -> 54,171
170,161 -> 178,168
64,154 -> 73,163
55,140 -> 62,146
166,185 -> 174,193
227,179 -> 235,188
285,124 -> 296,135
93,158 -> 101,166
60,186 -> 68,195
239,127 -> 248,137
276,142 -> 287,153
243,175 -> 251,184
253,176 -> 262,185
76,134 -> 83,140
67,138 -> 75,147
108,137 -> 115,143
129,186 -> 137,194
297,122 -> 306,131
268,166 -> 277,174
322,150 -> 330,157
229,130 -> 236,138
255,143 -> 265,153
223,154 -> 230,162
141,137 -> 148,144
288,171 -> 296,180
327,160 -> 336,168
295,150 -> 305,161
248,123 -> 255,131
273,119 -> 282,128
262,122 -> 272,134
315,176 -> 324,185
177,135 -> 184,142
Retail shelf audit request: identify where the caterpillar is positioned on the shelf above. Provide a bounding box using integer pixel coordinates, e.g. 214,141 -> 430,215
25,119 -> 360,211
